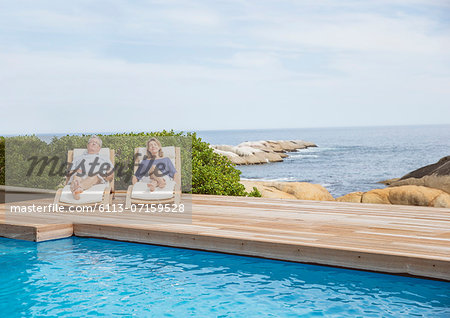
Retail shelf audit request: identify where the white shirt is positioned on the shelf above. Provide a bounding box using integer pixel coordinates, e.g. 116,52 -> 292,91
69,151 -> 113,184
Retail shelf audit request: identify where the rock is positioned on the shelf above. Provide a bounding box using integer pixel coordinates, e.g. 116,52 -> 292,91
275,182 -> 335,201
245,154 -> 266,164
212,149 -> 247,165
431,193 -> 450,208
388,156 -> 450,193
212,145 -> 235,152
240,181 -> 450,208
240,181 -> 334,201
265,140 -> 284,152
303,141 -> 317,148
233,146 -> 262,157
357,185 -> 450,208
390,175 -> 450,194
378,178 -> 400,185
361,189 -> 391,204
237,141 -> 274,153
388,185 -> 447,207
212,139 -> 317,165
243,182 -> 297,199
259,151 -> 283,162
336,192 -> 363,203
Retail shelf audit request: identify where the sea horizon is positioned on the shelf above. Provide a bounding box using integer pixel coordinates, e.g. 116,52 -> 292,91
3,124 -> 449,197
2,122 -> 450,137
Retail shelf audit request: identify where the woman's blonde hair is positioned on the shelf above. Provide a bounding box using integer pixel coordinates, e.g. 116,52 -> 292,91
146,137 -> 164,158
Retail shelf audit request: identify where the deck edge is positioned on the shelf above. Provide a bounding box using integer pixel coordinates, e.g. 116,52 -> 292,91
73,223 -> 450,281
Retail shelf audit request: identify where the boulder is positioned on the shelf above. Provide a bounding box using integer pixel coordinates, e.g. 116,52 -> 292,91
245,154 -> 266,164
265,140 -> 285,152
241,181 -> 297,199
361,189 -> 391,204
358,185 -> 450,208
259,151 -> 284,162
211,145 -> 235,152
389,156 -> 450,193
431,193 -> 450,208
233,146 -> 262,157
378,178 -> 400,185
303,141 -> 317,148
388,185 -> 447,207
336,192 -> 363,203
240,181 -> 334,201
212,149 -> 247,165
212,139 -> 316,165
237,141 -> 273,153
274,182 -> 334,201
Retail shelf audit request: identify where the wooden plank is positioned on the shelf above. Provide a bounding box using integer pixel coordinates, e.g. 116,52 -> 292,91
0,194 -> 449,280
36,224 -> 73,242
0,223 -> 37,241
73,223 -> 450,281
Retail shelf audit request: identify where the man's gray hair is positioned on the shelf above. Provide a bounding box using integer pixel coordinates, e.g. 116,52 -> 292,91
89,135 -> 102,147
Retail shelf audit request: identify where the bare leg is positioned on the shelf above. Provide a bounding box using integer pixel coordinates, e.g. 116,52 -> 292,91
149,166 -> 166,189
147,179 -> 157,192
71,176 -> 83,200
79,176 -> 102,191
71,176 -> 101,200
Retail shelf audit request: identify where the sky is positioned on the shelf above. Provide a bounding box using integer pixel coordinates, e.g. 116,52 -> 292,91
1,0 -> 449,134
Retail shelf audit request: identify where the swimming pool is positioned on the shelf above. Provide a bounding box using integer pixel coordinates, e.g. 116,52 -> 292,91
1,237 -> 449,317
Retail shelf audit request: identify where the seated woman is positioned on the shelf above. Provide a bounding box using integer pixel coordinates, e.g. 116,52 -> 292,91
133,137 -> 178,192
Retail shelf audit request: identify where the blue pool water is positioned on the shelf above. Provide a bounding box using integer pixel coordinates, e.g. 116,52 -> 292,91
1,237 -> 449,317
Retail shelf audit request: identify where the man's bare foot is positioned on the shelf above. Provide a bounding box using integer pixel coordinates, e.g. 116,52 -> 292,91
72,188 -> 83,200
70,179 -> 80,192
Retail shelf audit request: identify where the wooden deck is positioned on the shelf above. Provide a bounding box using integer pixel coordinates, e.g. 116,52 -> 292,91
1,194 -> 450,281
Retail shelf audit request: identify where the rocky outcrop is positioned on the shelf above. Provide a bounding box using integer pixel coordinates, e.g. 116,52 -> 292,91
241,180 -> 450,208
336,185 -> 450,208
378,178 -> 399,186
336,192 -> 363,203
387,156 -> 450,193
211,140 -> 317,165
241,180 -> 334,201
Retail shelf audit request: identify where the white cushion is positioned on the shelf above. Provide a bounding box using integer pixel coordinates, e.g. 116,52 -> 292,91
73,148 -> 111,160
131,177 -> 176,200
59,183 -> 108,204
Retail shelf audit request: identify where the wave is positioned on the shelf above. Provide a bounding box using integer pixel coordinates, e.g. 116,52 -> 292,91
241,177 -> 298,182
288,154 -> 319,159
289,147 -> 337,154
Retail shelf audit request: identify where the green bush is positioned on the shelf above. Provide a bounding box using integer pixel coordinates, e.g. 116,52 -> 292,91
191,133 -> 246,196
0,132 -> 260,197
247,186 -> 262,197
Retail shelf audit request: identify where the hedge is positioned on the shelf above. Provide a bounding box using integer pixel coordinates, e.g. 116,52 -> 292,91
0,132 -> 260,197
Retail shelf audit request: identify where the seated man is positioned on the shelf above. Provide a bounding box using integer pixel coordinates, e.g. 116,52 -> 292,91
68,135 -> 114,200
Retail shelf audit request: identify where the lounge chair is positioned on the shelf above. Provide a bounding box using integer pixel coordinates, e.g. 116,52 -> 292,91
125,146 -> 181,209
53,148 -> 114,206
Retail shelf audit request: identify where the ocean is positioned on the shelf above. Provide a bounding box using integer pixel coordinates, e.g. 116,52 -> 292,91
197,125 -> 450,197
16,124 -> 449,198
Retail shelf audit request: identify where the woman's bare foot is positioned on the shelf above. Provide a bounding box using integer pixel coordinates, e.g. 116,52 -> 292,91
156,177 -> 166,189
147,183 -> 156,192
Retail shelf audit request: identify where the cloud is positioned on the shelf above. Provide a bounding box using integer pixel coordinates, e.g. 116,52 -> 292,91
0,0 -> 449,134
